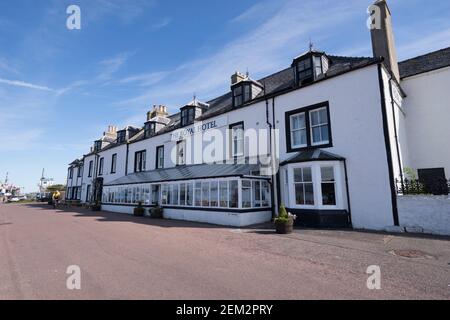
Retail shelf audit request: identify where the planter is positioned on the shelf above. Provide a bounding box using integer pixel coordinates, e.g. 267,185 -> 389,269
134,207 -> 145,217
91,205 -> 101,212
275,219 -> 294,234
151,207 -> 164,219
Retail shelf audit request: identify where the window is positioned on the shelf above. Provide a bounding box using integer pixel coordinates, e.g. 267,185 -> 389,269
156,146 -> 164,169
144,122 -> 156,138
88,161 -> 93,177
314,56 -> 323,77
186,183 -> 193,206
181,108 -> 195,127
180,183 -> 186,206
229,180 -> 239,208
310,107 -> 329,145
111,154 -> 117,174
194,182 -> 202,207
94,140 -> 102,152
252,180 -> 261,207
233,84 -> 252,107
202,182 -> 210,207
296,58 -> 313,84
290,113 -> 307,148
219,181 -> 228,208
69,168 -> 73,179
321,167 -> 336,206
86,185 -> 91,202
286,102 -> 332,152
134,150 -> 146,173
230,122 -> 244,157
77,166 -> 83,178
176,141 -> 186,166
210,181 -> 218,207
242,180 -> 252,208
293,167 -> 314,206
98,158 -> 104,176
117,131 -> 126,143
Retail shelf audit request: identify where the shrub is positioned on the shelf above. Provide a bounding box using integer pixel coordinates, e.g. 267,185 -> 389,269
134,202 -> 145,217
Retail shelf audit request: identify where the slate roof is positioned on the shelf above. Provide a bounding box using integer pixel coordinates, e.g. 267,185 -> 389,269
127,55 -> 379,143
281,150 -> 345,166
105,163 -> 265,186
88,54 -> 380,154
399,47 -> 450,79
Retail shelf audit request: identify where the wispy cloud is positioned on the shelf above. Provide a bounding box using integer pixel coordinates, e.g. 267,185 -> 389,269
117,0 -> 362,112
119,71 -> 169,86
397,27 -> 450,60
147,17 -> 172,31
0,78 -> 56,92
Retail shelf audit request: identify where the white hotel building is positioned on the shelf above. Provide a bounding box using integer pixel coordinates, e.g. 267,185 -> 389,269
66,0 -> 450,231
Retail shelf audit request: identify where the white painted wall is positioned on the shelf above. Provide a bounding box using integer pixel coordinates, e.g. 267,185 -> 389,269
397,195 -> 450,236
76,63 -> 398,231
275,65 -> 395,230
401,66 -> 450,177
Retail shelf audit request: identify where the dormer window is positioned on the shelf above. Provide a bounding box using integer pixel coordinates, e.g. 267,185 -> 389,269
293,50 -> 329,86
296,58 -> 313,84
144,122 -> 156,138
117,130 -> 126,144
94,140 -> 102,152
181,107 -> 195,127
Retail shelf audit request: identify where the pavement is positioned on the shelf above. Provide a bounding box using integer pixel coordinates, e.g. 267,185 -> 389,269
0,203 -> 449,300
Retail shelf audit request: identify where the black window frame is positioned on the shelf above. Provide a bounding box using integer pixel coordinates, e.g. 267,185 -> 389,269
296,57 -> 314,85
69,168 -> 74,179
134,150 -> 147,173
232,83 -> 252,107
111,153 -> 117,174
285,101 -> 333,153
155,145 -> 164,169
94,140 -> 102,152
77,166 -> 83,178
88,160 -> 93,177
144,122 -> 156,138
117,130 -> 126,144
180,107 -> 196,127
98,157 -> 104,176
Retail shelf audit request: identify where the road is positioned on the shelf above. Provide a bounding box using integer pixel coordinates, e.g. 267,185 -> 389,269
0,203 -> 449,299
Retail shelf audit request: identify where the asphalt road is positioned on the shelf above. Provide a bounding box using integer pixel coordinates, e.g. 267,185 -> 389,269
0,203 -> 449,300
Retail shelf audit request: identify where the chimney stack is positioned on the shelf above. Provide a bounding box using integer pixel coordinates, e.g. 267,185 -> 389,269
148,105 -> 169,120
103,125 -> 118,140
370,0 -> 400,82
231,71 -> 247,85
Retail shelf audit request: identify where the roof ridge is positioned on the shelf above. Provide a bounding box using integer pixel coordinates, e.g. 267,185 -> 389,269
399,46 -> 450,64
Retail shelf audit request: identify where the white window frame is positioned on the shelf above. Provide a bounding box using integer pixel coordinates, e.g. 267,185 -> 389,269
231,123 -> 245,158
290,113 -> 307,149
287,161 -> 344,210
309,107 -> 330,146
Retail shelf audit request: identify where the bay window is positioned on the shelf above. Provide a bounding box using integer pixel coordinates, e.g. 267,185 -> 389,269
293,167 -> 314,206
286,162 -> 344,210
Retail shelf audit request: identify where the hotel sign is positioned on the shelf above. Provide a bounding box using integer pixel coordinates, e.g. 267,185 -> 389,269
170,116 -> 227,141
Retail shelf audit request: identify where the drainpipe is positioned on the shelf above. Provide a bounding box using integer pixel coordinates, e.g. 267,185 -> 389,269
272,97 -> 280,217
388,75 -> 405,192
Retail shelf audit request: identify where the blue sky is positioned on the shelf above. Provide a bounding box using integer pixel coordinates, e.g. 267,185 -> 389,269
0,0 -> 449,192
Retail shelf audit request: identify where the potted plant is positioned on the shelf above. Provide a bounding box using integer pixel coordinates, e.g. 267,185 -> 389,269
274,205 -> 296,234
91,201 -> 101,211
150,204 -> 164,219
133,202 -> 145,217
